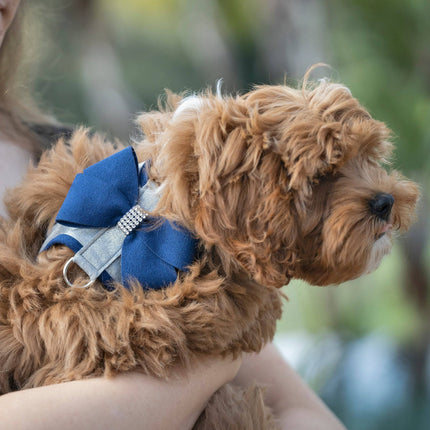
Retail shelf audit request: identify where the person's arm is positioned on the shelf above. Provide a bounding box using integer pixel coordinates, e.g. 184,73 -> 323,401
233,342 -> 346,430
0,356 -> 241,430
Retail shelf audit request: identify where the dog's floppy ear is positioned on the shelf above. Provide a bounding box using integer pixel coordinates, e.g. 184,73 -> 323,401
192,95 -> 297,288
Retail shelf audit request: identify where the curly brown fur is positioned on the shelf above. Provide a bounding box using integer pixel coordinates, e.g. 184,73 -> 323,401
0,130 -> 282,392
193,383 -> 279,430
0,79 -> 419,427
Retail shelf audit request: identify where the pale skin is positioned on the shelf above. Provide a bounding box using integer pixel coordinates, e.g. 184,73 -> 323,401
0,357 -> 242,430
0,140 -> 33,217
0,345 -> 347,430
0,2 -> 346,428
235,343 -> 346,430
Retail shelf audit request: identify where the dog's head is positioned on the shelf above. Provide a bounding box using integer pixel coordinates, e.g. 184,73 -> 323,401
138,80 -> 419,289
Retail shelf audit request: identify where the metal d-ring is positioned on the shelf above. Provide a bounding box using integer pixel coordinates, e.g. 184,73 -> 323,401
63,257 -> 95,289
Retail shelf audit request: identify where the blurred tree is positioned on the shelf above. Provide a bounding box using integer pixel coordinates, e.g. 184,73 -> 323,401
327,0 -> 430,173
64,0 -> 138,139
327,0 -> 430,402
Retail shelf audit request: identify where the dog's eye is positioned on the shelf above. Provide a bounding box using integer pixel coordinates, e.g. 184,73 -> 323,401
315,171 -> 344,185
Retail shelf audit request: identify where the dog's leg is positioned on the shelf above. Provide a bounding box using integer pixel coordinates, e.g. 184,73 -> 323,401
193,383 -> 279,430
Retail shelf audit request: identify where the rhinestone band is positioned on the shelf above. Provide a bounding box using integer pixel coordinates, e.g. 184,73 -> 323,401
117,205 -> 148,236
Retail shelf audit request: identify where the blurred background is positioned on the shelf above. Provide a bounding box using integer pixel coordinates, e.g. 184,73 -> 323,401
29,0 -> 430,428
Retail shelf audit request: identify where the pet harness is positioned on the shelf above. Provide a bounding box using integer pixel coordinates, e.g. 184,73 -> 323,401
40,147 -> 197,290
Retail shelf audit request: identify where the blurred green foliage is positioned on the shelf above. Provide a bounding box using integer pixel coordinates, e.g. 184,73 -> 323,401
328,0 -> 430,173
279,245 -> 421,342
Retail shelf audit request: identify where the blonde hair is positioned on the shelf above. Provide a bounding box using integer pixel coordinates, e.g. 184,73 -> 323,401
0,0 -> 56,153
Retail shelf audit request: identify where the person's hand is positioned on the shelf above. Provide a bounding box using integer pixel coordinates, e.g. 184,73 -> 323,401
233,342 -> 346,430
0,355 -> 242,430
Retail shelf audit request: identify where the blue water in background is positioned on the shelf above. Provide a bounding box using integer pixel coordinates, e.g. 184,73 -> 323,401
275,333 -> 430,430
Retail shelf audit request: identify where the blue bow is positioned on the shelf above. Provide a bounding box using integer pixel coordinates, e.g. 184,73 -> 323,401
42,147 -> 197,290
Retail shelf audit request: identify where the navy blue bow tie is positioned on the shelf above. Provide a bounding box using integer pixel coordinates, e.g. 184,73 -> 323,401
41,147 -> 198,290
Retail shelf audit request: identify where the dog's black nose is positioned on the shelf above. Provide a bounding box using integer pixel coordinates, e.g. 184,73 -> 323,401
369,193 -> 394,221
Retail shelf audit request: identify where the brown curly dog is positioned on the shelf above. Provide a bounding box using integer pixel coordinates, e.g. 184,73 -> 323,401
0,77 -> 419,429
